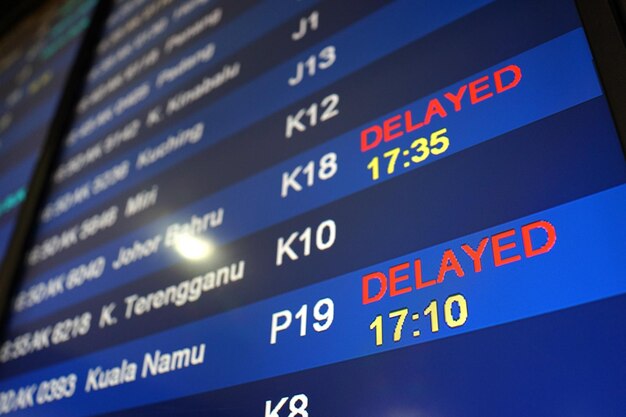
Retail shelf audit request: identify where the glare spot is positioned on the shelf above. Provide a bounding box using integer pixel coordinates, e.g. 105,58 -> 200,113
174,233 -> 214,260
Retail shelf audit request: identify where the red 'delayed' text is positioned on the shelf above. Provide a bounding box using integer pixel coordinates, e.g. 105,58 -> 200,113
362,220 -> 556,305
360,64 -> 522,152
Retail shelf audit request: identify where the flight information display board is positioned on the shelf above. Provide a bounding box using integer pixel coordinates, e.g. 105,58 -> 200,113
1,0 -> 626,415
0,0 -> 97,266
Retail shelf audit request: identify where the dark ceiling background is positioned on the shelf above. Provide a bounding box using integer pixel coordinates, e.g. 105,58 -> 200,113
0,0 -> 46,39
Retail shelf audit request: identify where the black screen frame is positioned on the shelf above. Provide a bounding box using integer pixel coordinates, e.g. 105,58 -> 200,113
576,0 -> 626,155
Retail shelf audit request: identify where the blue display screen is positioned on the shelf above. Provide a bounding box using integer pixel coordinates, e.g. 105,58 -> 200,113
0,0 -> 625,415
0,0 -> 96,265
